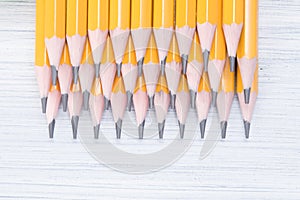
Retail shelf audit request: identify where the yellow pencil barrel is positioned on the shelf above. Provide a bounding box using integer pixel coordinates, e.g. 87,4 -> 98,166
131,0 -> 153,29
36,0 -> 49,66
219,58 -> 234,93
209,0 -> 226,60
88,0 -> 109,31
109,0 -> 131,30
144,34 -> 159,64
81,39 -> 94,65
101,35 -> 115,64
153,0 -> 174,28
188,33 -> 202,63
197,0 -> 218,25
66,0 -> 88,37
198,72 -> 211,92
60,45 -> 71,65
223,0 -> 244,25
237,0 -> 258,59
45,0 -> 66,39
176,0 -> 196,28
123,35 -> 137,65
166,34 -> 181,63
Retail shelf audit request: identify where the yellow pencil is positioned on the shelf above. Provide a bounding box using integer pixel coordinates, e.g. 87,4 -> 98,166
57,45 -> 72,112
197,0 -> 218,72
66,0 -> 88,139
237,65 -> 258,138
35,0 -> 51,113
207,0 -> 226,107
153,0 -> 174,72
45,0 -> 66,87
216,57 -> 235,139
195,72 -> 211,138
186,32 -> 203,108
237,0 -> 258,104
223,0 -> 244,72
175,0 -> 196,75
165,34 -> 182,109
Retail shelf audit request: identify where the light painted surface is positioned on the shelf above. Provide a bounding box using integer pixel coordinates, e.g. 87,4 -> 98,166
0,0 -> 299,199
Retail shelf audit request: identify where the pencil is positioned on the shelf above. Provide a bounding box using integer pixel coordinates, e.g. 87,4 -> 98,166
143,34 -> 160,108
154,69 -> 170,139
153,0 -> 174,85
186,32 -> 203,109
175,0 -> 196,76
121,35 -> 138,111
237,65 -> 258,139
195,72 -> 212,138
58,45 -> 72,112
45,0 -> 66,87
165,34 -> 182,109
35,0 -> 51,113
216,57 -> 234,139
197,0 -> 218,72
66,0 -> 88,138
237,0 -> 258,104
46,82 -> 61,138
79,39 -> 95,110
207,0 -> 226,107
100,35 -> 116,110
133,70 -> 149,139
223,0 -> 244,72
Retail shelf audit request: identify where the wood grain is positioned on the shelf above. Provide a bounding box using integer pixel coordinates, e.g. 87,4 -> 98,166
0,0 -> 299,199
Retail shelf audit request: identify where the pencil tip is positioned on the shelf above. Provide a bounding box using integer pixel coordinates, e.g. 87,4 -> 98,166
178,121 -> 185,139
220,121 -> 228,139
48,119 -> 55,139
243,120 -> 251,139
138,120 -> 145,139
244,88 -> 251,104
203,50 -> 210,72
149,96 -> 154,109
170,94 -> 176,109
229,56 -> 236,72
41,97 -> 47,114
104,97 -> 110,110
127,91 -> 133,111
51,65 -> 58,86
181,54 -> 188,74
200,119 -> 207,139
61,94 -> 68,112
83,90 -> 90,111
212,90 -> 217,107
158,120 -> 166,139
94,124 -> 100,139
115,119 -> 122,139
71,116 -> 79,139
137,57 -> 144,76
190,90 -> 196,109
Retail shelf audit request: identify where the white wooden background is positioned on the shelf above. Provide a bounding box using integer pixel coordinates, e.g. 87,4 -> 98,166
0,0 -> 300,199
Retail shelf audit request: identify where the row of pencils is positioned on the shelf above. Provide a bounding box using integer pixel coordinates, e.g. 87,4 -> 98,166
35,0 -> 258,140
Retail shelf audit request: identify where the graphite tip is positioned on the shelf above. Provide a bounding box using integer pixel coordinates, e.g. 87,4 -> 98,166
83,90 -> 90,111
170,94 -> 176,109
203,50 -> 210,72
138,120 -> 145,139
229,56 -> 236,72
220,121 -> 228,139
104,97 -> 110,110
199,119 -> 207,139
94,124 -> 100,139
149,96 -> 154,109
137,58 -> 144,76
115,119 -> 122,139
51,65 -> 58,86
190,90 -> 196,109
244,88 -> 251,104
61,94 -> 68,112
127,91 -> 133,112
181,54 -> 188,74
243,120 -> 251,139
212,90 -> 218,107
48,119 -> 55,139
158,120 -> 166,139
178,121 -> 185,139
71,116 -> 79,139
41,97 -> 47,114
